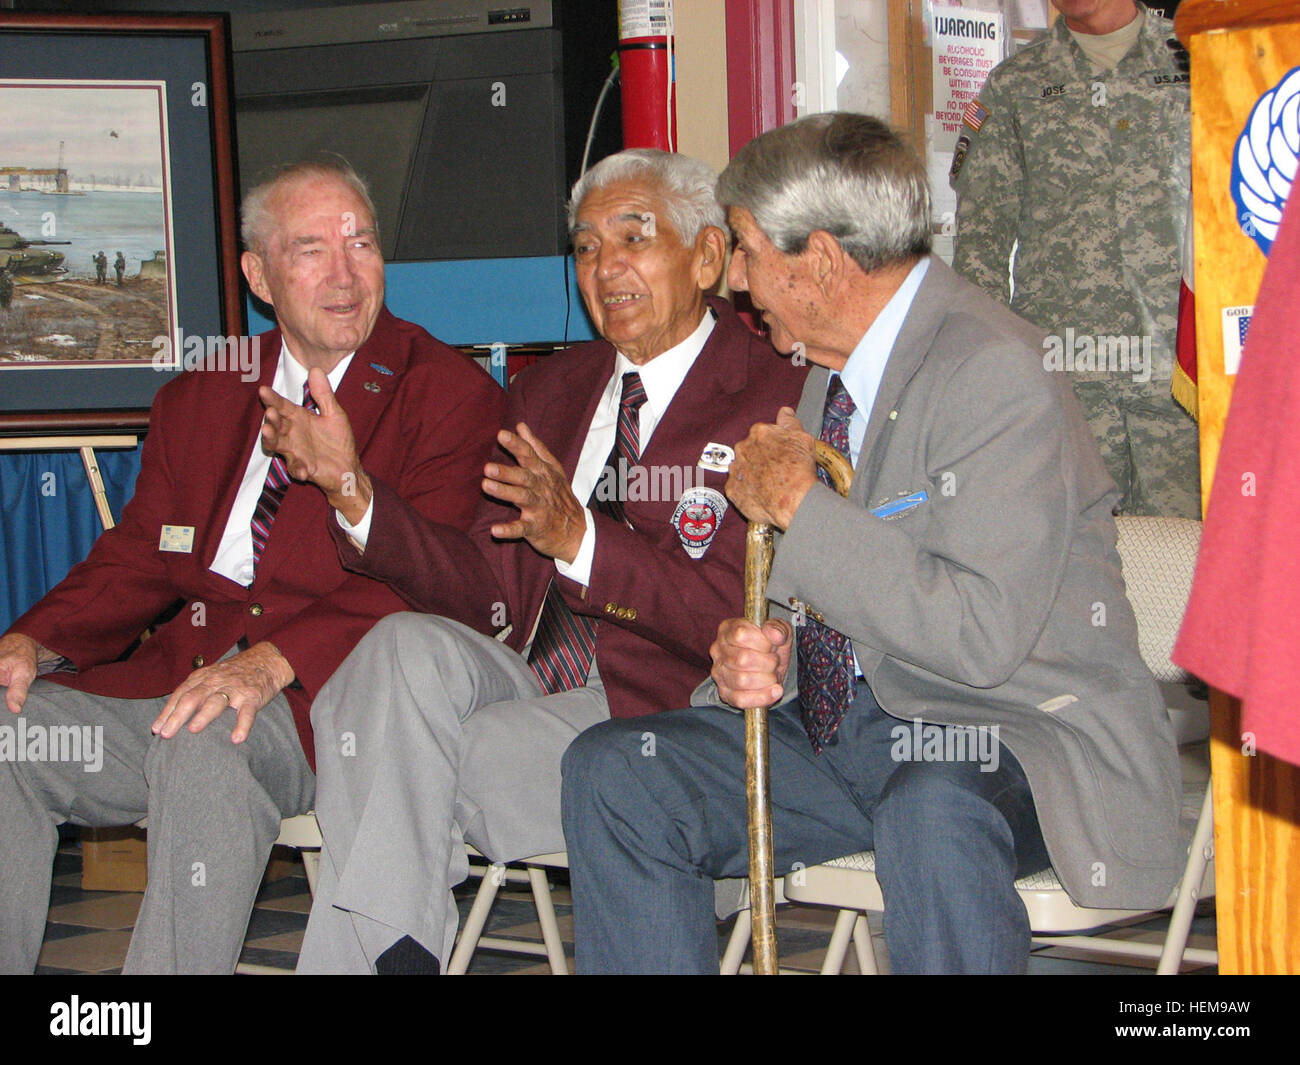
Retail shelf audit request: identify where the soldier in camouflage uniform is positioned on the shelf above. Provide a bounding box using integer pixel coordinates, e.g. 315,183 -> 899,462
951,0 -> 1198,518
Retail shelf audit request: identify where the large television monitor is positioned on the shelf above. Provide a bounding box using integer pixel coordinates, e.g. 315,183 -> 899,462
230,0 -> 621,261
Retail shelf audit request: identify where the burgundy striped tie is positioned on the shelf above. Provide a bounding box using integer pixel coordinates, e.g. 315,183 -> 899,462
528,372 -> 646,694
250,381 -> 319,569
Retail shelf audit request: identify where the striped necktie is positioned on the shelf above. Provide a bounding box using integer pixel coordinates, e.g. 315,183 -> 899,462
797,375 -> 858,751
250,381 -> 319,569
528,371 -> 647,694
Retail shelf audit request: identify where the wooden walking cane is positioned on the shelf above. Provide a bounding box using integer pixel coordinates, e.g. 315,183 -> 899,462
743,439 -> 853,974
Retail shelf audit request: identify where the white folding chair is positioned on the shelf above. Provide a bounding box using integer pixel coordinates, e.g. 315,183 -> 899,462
446,849 -> 570,974
236,818 -> 570,975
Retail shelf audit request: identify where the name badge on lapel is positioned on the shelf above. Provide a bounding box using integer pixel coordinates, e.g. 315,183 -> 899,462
159,525 -> 195,553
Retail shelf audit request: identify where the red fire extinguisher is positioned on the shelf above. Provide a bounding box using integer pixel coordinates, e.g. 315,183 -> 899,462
618,0 -> 676,150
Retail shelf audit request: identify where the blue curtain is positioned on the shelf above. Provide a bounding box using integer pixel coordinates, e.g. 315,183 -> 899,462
0,447 -> 142,633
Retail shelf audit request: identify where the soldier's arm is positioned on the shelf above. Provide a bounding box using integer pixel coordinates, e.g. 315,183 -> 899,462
951,74 -> 1024,304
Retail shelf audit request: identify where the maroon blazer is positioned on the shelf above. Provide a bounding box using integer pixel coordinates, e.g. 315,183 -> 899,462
12,308 -> 505,766
338,297 -> 808,720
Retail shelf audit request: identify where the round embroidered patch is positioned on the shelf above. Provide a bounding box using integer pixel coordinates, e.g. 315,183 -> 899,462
671,487 -> 728,559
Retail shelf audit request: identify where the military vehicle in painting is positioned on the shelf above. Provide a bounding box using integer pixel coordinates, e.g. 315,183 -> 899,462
0,223 -> 68,277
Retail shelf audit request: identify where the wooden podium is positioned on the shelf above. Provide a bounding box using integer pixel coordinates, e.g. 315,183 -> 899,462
1177,0 -> 1300,973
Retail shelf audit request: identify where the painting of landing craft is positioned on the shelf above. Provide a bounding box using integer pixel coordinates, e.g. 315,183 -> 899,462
0,81 -> 175,368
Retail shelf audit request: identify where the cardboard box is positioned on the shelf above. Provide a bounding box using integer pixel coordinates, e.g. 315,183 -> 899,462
80,826 -> 148,892
79,828 -> 297,892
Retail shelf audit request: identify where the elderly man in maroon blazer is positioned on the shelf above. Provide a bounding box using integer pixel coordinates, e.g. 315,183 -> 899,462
273,149 -> 808,973
0,159 -> 504,973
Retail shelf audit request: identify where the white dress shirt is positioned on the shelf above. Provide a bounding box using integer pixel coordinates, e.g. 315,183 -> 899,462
834,257 -> 929,463
558,307 -> 716,585
209,346 -> 354,587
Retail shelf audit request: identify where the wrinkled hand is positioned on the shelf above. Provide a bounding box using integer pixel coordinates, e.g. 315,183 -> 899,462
484,422 -> 586,564
259,367 -> 372,524
152,642 -> 295,743
710,618 -> 793,709
725,408 -> 818,530
0,632 -> 60,714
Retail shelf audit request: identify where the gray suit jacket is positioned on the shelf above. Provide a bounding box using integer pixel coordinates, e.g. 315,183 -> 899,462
765,258 -> 1183,909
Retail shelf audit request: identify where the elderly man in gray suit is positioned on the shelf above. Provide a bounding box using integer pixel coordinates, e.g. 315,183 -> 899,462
560,112 -> 1184,974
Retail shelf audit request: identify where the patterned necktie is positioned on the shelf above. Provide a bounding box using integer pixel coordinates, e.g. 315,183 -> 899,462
250,381 -> 319,569
528,371 -> 647,694
590,371 -> 647,526
797,375 -> 858,752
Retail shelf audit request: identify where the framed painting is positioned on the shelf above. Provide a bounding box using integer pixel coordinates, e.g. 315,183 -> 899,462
0,13 -> 241,433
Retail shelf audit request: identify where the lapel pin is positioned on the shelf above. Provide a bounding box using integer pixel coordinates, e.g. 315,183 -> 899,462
364,381 -> 382,393
369,362 -> 394,375
697,442 -> 734,473
889,410 -> 898,420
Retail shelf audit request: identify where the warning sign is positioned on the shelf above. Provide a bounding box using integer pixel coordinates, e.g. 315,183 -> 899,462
930,7 -> 1004,154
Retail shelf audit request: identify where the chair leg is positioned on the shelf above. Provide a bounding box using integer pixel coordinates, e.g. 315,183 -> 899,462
719,879 -> 754,974
721,910 -> 753,974
851,914 -> 878,974
446,862 -> 505,975
300,850 -> 320,898
527,865 -> 569,974
235,829 -> 320,975
820,908 -> 858,975
1158,785 -> 1217,974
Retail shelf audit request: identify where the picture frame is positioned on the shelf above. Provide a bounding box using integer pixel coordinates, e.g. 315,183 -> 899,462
0,13 -> 242,433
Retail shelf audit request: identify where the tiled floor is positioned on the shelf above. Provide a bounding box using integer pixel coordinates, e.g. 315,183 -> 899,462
35,839 -> 1217,975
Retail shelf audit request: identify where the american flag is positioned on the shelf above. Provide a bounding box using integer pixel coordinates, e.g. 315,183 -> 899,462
962,99 -> 989,132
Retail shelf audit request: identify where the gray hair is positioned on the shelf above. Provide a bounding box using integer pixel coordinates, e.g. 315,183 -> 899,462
567,148 -> 725,245
240,156 -> 378,256
716,113 -> 930,273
